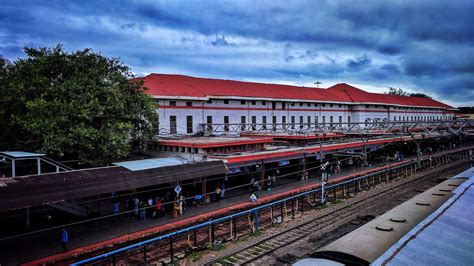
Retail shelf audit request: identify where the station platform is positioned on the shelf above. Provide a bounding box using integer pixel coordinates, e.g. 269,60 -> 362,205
2,147 -> 469,265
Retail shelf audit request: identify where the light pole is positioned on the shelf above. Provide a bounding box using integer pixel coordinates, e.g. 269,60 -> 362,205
321,161 -> 329,205
318,132 -> 328,204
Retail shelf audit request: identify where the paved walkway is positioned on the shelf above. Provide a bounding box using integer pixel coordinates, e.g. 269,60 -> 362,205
1,146 -> 470,265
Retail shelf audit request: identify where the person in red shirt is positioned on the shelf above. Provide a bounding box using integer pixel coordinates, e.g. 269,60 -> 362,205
155,197 -> 163,219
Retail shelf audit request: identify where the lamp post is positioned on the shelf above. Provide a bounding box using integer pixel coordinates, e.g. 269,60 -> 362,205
318,132 -> 328,204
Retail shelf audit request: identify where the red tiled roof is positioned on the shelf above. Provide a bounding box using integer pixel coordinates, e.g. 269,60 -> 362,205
327,83 -> 453,109
136,74 -> 453,109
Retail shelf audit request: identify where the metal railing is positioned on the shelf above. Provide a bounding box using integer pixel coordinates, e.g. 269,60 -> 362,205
198,120 -> 473,136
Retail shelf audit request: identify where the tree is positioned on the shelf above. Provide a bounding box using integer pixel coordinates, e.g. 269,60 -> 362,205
409,93 -> 431,99
385,87 -> 409,96
458,107 -> 474,114
385,87 -> 432,99
0,45 -> 157,166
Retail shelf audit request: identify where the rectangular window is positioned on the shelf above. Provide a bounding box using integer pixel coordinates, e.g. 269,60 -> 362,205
307,116 -> 311,125
348,116 -> 351,125
282,116 -> 286,129
330,116 -> 333,127
299,116 -> 303,129
241,100 -> 246,105
241,116 -> 246,131
307,103 -> 311,107
224,116 -> 229,131
322,116 -> 326,124
224,99 -> 229,104
338,116 -> 342,126
330,104 -> 333,108
170,116 -> 177,134
272,116 -> 277,131
251,116 -> 256,131
186,116 -> 193,133
251,101 -> 256,105
315,116 -> 318,124
322,103 -> 326,107
262,101 -> 266,106
339,104 -> 342,108
206,99 -> 212,104
272,102 -> 276,110
315,103 -> 319,107
299,103 -> 303,107
186,101 -> 192,107
262,116 -> 267,130
291,116 -> 295,129
282,102 -> 286,110
169,101 -> 176,106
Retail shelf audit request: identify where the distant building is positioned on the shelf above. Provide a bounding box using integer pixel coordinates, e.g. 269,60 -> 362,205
135,74 -> 456,135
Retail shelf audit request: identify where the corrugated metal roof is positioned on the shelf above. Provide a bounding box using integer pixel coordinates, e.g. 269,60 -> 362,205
0,160 -> 227,212
113,157 -> 187,171
374,173 -> 474,265
0,151 -> 46,159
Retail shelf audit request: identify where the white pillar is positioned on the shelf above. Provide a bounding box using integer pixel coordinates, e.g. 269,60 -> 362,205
37,158 -> 41,175
11,159 -> 15,177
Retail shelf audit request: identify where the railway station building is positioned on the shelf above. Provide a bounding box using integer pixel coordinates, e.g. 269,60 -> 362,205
135,74 -> 456,136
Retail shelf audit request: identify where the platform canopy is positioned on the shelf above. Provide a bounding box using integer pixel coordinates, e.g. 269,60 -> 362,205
0,151 -> 46,159
0,158 -> 228,212
113,157 -> 186,171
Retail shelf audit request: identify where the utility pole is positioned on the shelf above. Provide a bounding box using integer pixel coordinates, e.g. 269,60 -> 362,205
318,132 -> 328,205
321,161 -> 329,205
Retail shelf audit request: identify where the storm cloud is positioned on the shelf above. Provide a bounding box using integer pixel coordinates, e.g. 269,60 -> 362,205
0,0 -> 473,106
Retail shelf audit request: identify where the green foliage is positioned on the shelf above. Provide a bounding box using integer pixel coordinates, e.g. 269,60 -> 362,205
0,45 -> 157,166
458,107 -> 474,114
385,87 -> 409,96
385,87 -> 432,99
409,92 -> 431,99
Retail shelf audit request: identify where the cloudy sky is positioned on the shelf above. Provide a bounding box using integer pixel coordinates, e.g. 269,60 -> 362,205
1,1 -> 473,107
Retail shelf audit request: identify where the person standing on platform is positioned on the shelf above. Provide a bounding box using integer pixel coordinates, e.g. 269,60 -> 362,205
250,193 -> 258,203
178,194 -> 185,215
133,197 -> 139,218
61,228 -> 69,252
215,186 -> 222,202
172,200 -> 179,218
221,183 -> 226,199
266,176 -> 272,191
147,197 -> 154,217
155,197 -> 163,218
139,201 -> 146,220
112,200 -> 120,214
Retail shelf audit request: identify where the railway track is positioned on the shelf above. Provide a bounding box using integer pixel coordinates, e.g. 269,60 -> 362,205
204,160 -> 469,266
68,148 -> 471,265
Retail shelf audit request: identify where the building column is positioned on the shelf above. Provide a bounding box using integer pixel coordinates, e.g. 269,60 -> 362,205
37,158 -> 41,175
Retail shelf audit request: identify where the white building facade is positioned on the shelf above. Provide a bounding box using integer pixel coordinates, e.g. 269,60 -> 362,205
138,74 -> 456,135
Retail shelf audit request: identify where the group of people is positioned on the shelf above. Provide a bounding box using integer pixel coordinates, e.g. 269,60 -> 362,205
122,193 -> 169,221
250,170 -> 280,192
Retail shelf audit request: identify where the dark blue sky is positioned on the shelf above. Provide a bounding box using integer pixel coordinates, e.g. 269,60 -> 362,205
1,1 -> 473,106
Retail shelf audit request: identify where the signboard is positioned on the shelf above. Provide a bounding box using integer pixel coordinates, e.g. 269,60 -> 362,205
278,160 -> 290,166
174,185 -> 182,195
229,167 -> 241,174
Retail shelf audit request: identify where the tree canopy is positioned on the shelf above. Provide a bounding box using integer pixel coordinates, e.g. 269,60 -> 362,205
385,87 -> 432,99
0,45 -> 157,166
